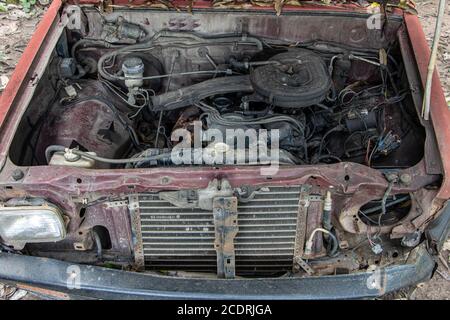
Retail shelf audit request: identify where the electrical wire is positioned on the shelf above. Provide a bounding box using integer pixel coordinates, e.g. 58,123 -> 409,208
97,31 -> 263,82
305,228 -> 339,257
155,53 -> 177,147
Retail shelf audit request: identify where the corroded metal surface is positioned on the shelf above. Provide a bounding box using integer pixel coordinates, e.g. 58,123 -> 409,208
128,195 -> 145,270
293,185 -> 310,260
213,196 -> 238,278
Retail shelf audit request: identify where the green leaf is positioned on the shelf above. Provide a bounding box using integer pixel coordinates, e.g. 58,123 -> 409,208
20,0 -> 35,12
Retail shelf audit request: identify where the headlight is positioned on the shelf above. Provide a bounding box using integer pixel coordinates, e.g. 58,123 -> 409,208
0,202 -> 66,245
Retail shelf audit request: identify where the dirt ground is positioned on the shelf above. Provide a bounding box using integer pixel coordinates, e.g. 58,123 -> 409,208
0,0 -> 449,300
416,0 -> 450,101
0,4 -> 45,89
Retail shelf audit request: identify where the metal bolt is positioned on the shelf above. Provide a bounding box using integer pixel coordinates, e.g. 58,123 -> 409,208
400,173 -> 412,185
11,169 -> 24,181
161,177 -> 170,185
385,173 -> 398,183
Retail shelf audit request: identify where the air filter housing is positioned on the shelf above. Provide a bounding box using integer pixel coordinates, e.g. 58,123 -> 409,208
250,49 -> 331,108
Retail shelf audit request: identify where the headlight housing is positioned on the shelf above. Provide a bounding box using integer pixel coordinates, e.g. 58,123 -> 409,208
0,199 -> 66,247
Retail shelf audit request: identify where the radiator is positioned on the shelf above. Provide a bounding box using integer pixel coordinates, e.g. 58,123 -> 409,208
135,185 -> 302,276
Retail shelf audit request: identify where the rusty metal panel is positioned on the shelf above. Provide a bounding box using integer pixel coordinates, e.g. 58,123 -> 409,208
0,0 -> 62,129
128,195 -> 145,270
404,14 -> 450,200
212,196 -> 238,278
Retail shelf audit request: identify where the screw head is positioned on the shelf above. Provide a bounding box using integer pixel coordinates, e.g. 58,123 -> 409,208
11,169 -> 24,181
400,173 -> 412,185
161,177 -> 170,185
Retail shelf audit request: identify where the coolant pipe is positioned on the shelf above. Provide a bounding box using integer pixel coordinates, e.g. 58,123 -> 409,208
422,0 -> 447,120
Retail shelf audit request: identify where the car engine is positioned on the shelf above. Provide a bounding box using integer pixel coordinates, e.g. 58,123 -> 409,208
17,22 -> 421,170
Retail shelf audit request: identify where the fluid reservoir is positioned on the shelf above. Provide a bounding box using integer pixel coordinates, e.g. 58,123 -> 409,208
49,152 -> 96,168
122,57 -> 145,89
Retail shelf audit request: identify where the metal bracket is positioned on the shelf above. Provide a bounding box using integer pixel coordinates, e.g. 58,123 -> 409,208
159,179 -> 233,211
293,185 -> 311,260
213,197 -> 238,279
128,195 -> 145,271
105,199 -> 129,208
293,256 -> 315,276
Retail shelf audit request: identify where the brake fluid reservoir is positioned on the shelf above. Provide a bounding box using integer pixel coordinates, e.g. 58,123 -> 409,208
122,57 -> 144,89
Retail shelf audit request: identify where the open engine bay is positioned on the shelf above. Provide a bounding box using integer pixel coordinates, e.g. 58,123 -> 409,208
10,8 -> 426,170
1,4 -> 445,281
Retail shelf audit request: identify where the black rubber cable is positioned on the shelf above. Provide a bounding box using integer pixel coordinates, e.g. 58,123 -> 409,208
327,231 -> 339,257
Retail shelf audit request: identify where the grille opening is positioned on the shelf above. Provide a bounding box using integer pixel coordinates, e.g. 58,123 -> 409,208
358,193 -> 411,226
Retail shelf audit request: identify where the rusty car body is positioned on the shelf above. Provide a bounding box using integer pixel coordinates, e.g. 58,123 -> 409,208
0,0 -> 448,299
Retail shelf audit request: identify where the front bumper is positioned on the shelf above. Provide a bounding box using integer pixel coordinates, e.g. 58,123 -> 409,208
0,245 -> 435,300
